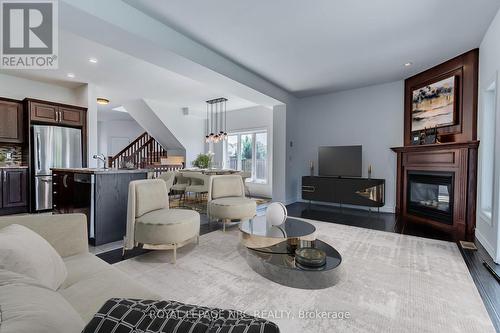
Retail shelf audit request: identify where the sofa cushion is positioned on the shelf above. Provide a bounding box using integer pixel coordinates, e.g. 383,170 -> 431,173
0,269 -> 85,333
59,265 -> 158,323
135,180 -> 168,217
61,253 -> 112,289
0,224 -> 67,290
83,298 -> 280,333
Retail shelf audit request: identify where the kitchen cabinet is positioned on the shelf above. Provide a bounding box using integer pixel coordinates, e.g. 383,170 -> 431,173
26,99 -> 86,127
59,107 -> 84,126
52,168 -> 148,245
0,98 -> 24,143
0,167 -> 28,215
30,101 -> 58,124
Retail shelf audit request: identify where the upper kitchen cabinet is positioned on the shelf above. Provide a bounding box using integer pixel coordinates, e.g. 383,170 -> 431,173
0,98 -> 24,143
58,106 -> 84,126
29,101 -> 58,124
25,99 -> 86,127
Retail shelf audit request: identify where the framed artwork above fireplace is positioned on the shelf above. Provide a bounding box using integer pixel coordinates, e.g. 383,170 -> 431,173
404,49 -> 478,146
411,75 -> 457,132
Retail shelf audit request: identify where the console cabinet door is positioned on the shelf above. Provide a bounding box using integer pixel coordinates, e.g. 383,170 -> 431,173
30,102 -> 58,124
2,168 -> 27,208
59,107 -> 84,126
0,100 -> 23,143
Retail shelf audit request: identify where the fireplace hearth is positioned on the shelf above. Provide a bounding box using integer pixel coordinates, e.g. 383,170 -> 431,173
407,171 -> 454,225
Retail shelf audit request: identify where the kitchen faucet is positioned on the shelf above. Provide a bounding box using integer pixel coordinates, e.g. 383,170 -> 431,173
93,154 -> 108,169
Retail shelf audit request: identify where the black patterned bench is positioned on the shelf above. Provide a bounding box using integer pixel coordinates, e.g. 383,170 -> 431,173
83,298 -> 280,333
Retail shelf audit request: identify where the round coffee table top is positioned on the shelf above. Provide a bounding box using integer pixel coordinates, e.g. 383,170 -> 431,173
239,216 -> 316,239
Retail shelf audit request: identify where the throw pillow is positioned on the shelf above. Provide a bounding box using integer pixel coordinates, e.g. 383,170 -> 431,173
0,224 -> 67,290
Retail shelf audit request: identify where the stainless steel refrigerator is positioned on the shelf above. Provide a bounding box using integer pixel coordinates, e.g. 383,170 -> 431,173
33,125 -> 82,211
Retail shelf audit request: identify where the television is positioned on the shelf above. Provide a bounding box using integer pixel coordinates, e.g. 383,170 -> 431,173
318,145 -> 362,177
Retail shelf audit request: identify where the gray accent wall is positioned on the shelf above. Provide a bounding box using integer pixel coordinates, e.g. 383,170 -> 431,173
294,81 -> 404,212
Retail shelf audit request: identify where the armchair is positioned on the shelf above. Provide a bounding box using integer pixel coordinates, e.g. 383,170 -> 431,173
207,175 -> 257,231
124,179 -> 200,263
157,171 -> 175,194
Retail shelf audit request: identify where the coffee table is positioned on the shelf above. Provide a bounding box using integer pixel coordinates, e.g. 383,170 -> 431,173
239,216 -> 342,289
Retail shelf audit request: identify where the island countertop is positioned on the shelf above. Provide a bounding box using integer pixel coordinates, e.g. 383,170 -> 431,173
51,168 -> 151,174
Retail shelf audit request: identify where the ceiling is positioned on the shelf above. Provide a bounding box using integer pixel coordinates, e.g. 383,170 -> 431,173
126,0 -> 500,97
0,30 -> 257,116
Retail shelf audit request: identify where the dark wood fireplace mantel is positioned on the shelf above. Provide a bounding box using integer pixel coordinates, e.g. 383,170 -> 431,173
391,141 -> 479,241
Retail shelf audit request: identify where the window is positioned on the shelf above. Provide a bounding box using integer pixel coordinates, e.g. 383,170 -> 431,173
224,130 -> 268,183
479,80 -> 496,221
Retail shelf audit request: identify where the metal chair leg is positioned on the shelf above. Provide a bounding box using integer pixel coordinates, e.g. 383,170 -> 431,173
172,244 -> 177,264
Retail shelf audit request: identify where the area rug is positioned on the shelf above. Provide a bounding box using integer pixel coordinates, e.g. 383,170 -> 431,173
114,219 -> 495,333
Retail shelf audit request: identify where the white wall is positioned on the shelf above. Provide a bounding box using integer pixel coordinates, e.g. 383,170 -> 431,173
0,73 -> 80,105
74,83 -> 99,167
294,81 -> 404,212
273,104 -> 288,203
97,119 -> 144,158
477,8 -> 500,263
144,99 -> 205,165
213,106 -> 273,198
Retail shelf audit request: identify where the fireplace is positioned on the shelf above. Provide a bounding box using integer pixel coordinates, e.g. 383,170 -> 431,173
407,171 -> 454,224
392,142 -> 479,241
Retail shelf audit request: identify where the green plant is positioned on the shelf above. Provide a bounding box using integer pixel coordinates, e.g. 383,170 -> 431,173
192,153 -> 212,169
0,153 -> 5,163
241,136 -> 252,160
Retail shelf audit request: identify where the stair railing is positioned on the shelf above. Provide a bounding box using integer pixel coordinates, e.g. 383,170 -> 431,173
108,132 -> 168,169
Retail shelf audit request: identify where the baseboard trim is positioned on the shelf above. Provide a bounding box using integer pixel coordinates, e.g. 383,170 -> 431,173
475,229 -> 497,262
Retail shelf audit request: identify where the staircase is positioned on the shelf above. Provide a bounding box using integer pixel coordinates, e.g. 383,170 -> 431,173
108,132 -> 169,169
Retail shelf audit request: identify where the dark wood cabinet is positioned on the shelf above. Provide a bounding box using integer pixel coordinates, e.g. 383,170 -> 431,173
2,168 -> 27,207
26,99 -> 86,127
0,98 -> 24,143
59,107 -> 84,126
0,168 -> 28,215
30,102 -> 58,124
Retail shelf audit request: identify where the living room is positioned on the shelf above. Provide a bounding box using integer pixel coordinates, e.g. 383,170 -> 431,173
1,1 -> 500,332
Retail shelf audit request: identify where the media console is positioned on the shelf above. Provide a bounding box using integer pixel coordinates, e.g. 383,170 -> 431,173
301,176 -> 385,209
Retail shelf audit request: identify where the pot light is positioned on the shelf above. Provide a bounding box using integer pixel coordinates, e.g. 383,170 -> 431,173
96,98 -> 110,105
88,57 -> 98,64
404,62 -> 413,67
67,73 -> 75,78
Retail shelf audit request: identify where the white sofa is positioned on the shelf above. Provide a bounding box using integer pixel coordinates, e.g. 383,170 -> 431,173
0,214 -> 158,326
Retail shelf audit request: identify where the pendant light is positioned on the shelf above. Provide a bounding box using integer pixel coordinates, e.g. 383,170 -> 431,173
205,97 -> 228,143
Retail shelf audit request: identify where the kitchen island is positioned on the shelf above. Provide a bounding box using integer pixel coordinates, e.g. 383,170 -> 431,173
51,168 -> 149,246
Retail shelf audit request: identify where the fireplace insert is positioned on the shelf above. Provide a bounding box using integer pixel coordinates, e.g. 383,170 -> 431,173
407,171 -> 454,224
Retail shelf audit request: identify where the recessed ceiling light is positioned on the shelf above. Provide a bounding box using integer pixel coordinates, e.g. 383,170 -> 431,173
404,62 -> 413,67
67,73 -> 75,78
96,98 -> 110,105
88,57 -> 98,64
